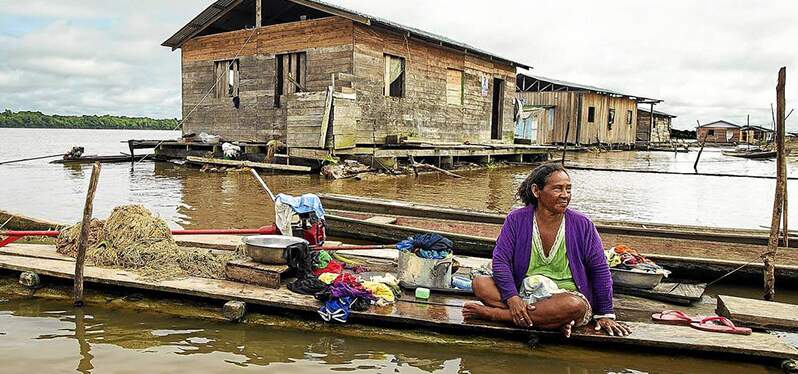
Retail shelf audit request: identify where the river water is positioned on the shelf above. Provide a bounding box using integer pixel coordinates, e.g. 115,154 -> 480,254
1,128 -> 796,230
0,297 -> 782,373
1,128 -> 795,373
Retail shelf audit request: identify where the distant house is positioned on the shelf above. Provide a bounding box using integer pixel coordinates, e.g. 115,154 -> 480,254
637,107 -> 676,144
697,120 -> 741,143
740,125 -> 774,144
515,73 -> 661,146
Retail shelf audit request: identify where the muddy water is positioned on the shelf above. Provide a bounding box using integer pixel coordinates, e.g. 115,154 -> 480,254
1,128 -> 795,231
0,297 -> 782,373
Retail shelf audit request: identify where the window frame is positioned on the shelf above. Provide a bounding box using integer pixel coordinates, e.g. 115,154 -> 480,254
384,54 -> 406,98
446,68 -> 464,106
626,110 -> 633,125
587,106 -> 596,123
215,59 -> 240,99
607,108 -> 616,131
274,51 -> 308,107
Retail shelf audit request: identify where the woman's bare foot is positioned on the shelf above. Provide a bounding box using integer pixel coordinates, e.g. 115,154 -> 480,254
463,302 -> 503,321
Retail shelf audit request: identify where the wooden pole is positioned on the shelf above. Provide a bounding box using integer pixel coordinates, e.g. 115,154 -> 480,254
765,67 -> 786,301
561,120 -> 571,165
73,162 -> 101,306
255,0 -> 262,27
0,153 -> 62,165
694,120 -> 707,173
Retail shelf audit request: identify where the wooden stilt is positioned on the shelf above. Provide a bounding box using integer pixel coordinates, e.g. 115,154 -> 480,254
561,121 -> 571,165
73,162 -> 101,306
765,67 -> 787,301
694,120 -> 707,173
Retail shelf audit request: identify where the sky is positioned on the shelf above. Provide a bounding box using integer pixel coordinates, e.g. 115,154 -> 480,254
0,0 -> 795,130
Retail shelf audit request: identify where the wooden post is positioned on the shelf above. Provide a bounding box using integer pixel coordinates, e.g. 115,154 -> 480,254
765,67 -> 786,301
694,120 -> 707,173
255,0 -> 262,27
650,103 -> 655,143
561,121 -> 571,165
73,162 -> 101,306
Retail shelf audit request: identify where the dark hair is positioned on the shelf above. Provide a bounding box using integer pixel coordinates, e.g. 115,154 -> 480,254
517,163 -> 569,206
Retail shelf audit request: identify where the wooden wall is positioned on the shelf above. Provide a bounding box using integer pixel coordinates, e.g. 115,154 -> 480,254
697,127 -> 740,143
351,24 -> 517,145
516,92 -> 578,144
180,17 -> 354,142
516,91 -> 638,145
637,111 -> 672,143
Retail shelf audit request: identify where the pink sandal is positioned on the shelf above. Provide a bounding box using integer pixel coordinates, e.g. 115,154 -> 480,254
690,316 -> 752,335
651,310 -> 702,326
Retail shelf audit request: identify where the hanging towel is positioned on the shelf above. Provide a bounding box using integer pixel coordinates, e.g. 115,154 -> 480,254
275,193 -> 325,220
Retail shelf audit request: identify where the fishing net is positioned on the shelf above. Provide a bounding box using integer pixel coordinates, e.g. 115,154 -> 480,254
56,205 -> 244,281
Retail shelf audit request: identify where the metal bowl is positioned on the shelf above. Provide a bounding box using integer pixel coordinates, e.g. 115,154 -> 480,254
611,268 -> 664,290
242,235 -> 308,265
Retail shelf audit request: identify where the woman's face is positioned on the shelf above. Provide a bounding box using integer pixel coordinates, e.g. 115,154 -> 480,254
533,171 -> 572,214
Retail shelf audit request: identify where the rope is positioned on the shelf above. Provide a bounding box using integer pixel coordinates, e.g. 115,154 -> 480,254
705,250 -> 775,287
136,26 -> 259,165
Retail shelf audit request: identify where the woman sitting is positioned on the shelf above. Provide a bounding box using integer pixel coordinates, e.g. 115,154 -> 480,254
463,164 -> 630,336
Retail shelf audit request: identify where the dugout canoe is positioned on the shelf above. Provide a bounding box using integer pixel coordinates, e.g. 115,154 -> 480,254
50,154 -> 155,164
324,210 -> 798,284
319,194 -> 798,248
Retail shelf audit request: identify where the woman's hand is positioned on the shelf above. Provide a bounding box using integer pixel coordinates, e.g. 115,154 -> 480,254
595,318 -> 631,336
507,296 -> 536,328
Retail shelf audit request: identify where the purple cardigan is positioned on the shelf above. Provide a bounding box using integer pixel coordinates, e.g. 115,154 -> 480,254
492,205 -> 614,315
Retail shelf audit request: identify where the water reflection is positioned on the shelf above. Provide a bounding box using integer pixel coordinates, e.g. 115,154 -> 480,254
0,297 -> 779,373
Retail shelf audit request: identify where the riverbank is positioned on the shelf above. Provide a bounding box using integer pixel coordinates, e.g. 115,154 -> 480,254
0,110 -> 177,130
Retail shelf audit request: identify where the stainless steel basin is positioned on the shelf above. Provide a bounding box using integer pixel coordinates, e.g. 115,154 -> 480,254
242,235 -> 308,265
611,268 -> 664,289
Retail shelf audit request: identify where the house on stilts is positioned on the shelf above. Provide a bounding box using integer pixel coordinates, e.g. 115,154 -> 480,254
515,73 -> 662,148
157,0 -> 554,167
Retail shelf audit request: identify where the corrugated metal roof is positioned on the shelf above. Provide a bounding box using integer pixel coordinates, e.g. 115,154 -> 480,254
638,106 -> 676,118
740,125 -> 774,132
518,72 -> 661,103
162,0 -> 530,69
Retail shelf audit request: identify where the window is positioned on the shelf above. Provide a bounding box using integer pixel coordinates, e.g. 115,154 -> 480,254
215,59 -> 239,98
384,54 -> 405,97
275,52 -> 307,107
446,69 -> 464,105
626,110 -> 633,125
607,109 -> 616,130
587,107 -> 596,123
708,129 -> 715,136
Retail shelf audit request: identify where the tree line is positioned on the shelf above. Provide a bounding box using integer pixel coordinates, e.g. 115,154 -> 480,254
0,110 -> 179,130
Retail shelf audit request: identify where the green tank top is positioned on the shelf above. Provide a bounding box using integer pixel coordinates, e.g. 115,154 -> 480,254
526,215 -> 577,291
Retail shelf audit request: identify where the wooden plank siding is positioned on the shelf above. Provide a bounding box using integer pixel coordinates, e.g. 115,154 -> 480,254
697,127 -> 741,143
351,24 -> 516,145
516,92 -> 638,145
180,17 -> 355,143
179,16 -> 518,148
637,111 -> 672,143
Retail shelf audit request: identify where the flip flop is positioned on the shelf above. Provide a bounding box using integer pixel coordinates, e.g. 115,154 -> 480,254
651,310 -> 701,326
690,316 -> 752,335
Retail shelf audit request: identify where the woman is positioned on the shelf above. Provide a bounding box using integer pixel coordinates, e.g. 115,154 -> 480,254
463,163 -> 630,336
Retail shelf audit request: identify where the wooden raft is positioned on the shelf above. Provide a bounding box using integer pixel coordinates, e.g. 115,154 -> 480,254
717,295 -> 798,331
0,244 -> 796,361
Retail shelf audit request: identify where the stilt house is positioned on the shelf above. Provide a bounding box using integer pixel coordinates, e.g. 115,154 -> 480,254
162,0 -> 529,157
697,120 -> 741,143
515,73 -> 661,146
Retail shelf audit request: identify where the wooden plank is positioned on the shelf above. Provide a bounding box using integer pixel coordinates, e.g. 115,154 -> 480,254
319,86 -> 333,148
225,259 -> 289,289
0,248 -> 795,360
364,216 -> 398,225
185,156 -> 311,172
615,283 -> 706,306
717,295 -> 798,331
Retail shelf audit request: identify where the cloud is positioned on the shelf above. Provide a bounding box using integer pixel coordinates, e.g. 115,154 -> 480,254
0,0 -> 795,130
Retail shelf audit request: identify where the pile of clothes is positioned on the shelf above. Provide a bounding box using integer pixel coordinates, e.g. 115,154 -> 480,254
604,245 -> 671,276
396,233 -> 453,260
287,249 -> 401,323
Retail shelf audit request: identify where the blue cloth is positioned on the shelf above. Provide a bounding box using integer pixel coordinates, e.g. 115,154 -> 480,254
275,193 -> 325,219
396,233 -> 453,259
318,297 -> 351,323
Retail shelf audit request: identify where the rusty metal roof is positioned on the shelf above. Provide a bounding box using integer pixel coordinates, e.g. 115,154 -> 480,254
162,0 -> 530,69
518,72 -> 662,104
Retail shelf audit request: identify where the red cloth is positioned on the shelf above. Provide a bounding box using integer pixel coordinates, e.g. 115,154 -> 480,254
312,261 -> 343,276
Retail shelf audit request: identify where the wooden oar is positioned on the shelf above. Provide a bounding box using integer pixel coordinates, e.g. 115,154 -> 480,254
250,169 -> 276,201
0,153 -> 62,165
